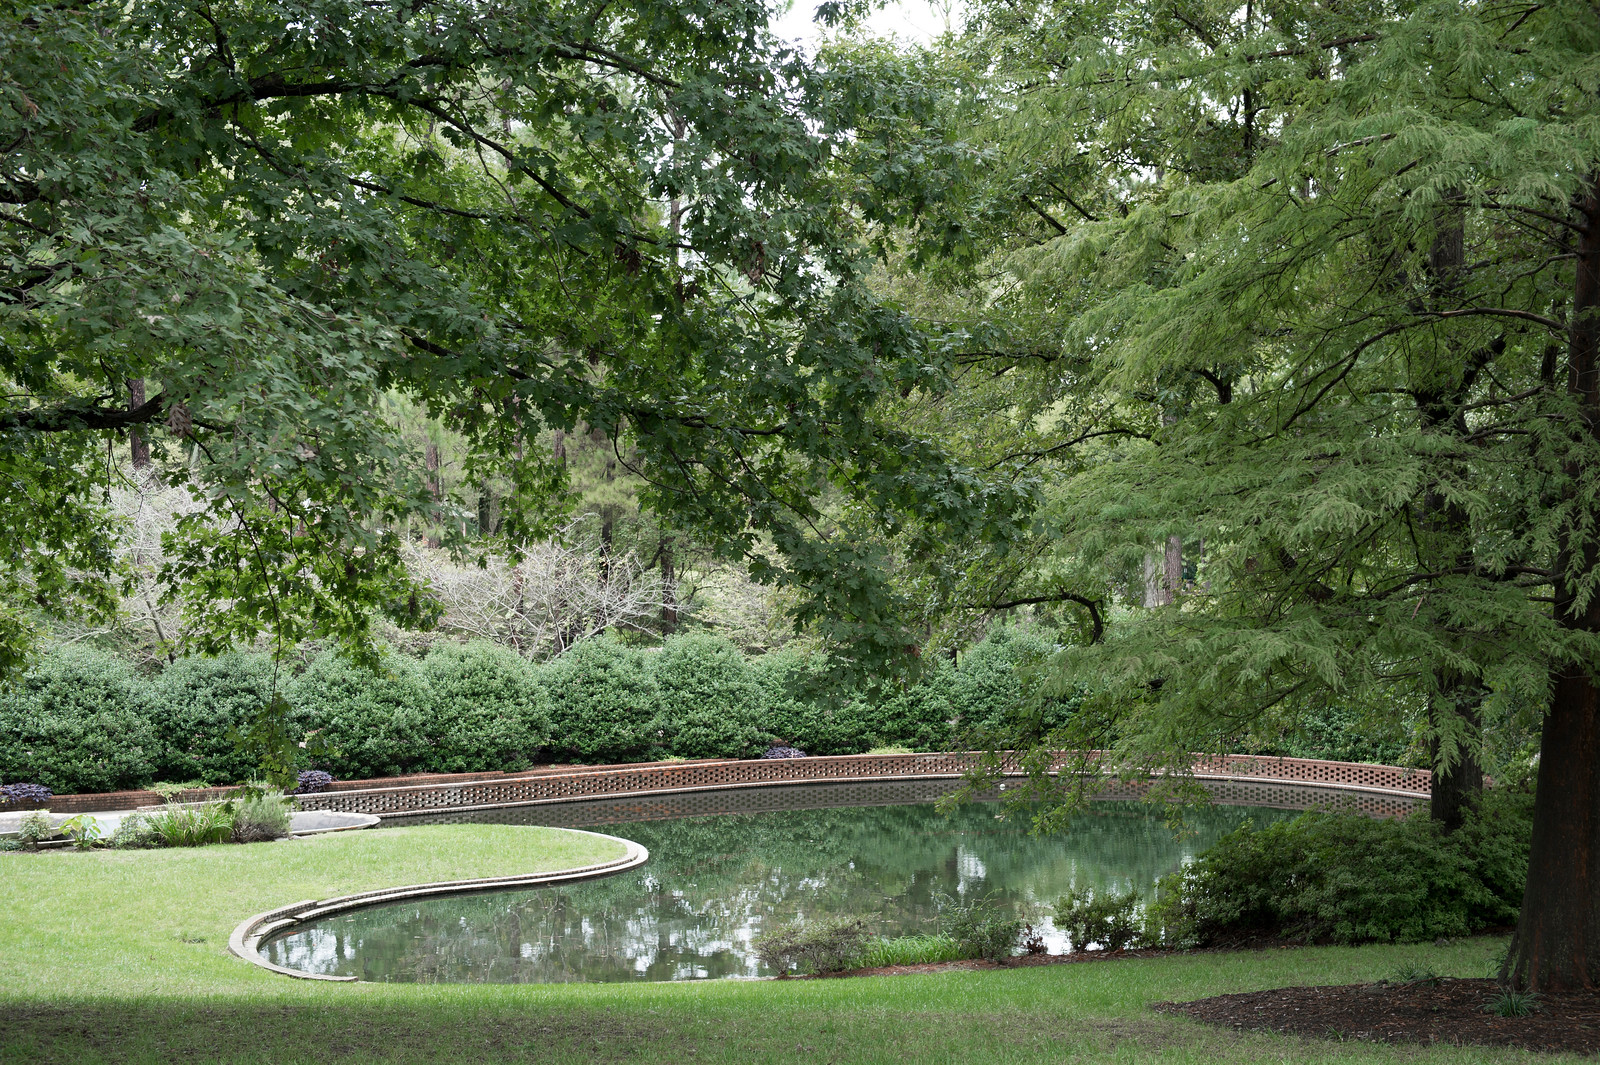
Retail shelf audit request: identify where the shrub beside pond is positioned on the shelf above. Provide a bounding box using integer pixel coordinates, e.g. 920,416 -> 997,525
1147,787 -> 1533,947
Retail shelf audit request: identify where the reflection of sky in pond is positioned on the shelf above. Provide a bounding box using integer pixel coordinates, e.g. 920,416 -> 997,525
263,794 -> 1290,983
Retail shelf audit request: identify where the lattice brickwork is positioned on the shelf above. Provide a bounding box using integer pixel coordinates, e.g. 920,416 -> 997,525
291,752 -> 1430,819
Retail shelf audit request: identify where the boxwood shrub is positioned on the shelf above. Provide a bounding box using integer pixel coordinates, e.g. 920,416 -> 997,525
543,636 -> 662,763
652,634 -> 766,759
417,641 -> 548,773
288,650 -> 435,779
0,645 -> 158,793
150,650 -> 275,785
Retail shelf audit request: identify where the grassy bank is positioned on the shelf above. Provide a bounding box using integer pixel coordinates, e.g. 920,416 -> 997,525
0,825 -> 1556,1064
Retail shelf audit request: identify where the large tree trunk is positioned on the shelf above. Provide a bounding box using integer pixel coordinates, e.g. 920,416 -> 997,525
1504,179 -> 1600,991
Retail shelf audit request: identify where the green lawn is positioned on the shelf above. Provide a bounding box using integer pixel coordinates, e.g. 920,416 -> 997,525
0,824 -> 1559,1064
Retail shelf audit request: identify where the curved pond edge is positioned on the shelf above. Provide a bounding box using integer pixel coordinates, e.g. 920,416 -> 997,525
227,828 -> 649,982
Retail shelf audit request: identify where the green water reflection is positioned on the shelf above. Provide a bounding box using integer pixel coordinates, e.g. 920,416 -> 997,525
262,797 -> 1287,983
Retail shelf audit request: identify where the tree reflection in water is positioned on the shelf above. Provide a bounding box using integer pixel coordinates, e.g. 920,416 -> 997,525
263,790 -> 1289,983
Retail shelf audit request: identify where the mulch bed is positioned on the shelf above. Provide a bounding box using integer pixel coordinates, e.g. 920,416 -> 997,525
1155,978 -> 1600,1055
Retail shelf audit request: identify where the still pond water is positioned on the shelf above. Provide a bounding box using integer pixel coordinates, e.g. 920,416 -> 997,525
263,785 -> 1289,983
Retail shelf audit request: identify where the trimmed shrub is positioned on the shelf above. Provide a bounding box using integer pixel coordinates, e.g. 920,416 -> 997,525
0,782 -> 52,806
866,657 -> 958,752
150,651 -> 275,785
418,641 -> 549,773
949,628 -> 1077,738
288,650 -> 433,779
652,634 -> 765,759
0,646 -> 158,793
543,637 -> 662,763
751,649 -> 874,755
1147,787 -> 1533,947
293,770 -> 333,794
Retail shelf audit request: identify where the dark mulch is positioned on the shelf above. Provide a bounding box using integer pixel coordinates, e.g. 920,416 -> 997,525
1155,978 -> 1600,1055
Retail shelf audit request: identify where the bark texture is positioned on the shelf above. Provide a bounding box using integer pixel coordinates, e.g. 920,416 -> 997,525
1505,180 -> 1600,991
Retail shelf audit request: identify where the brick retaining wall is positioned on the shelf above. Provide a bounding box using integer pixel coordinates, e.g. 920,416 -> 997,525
17,752 -> 1431,817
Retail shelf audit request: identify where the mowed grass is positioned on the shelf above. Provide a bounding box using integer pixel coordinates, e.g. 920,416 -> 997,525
0,824 -> 1560,1065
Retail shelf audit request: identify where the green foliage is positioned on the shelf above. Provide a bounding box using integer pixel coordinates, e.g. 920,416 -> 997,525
58,814 -> 104,850
650,635 -> 766,759
288,651 -> 434,780
16,810 -> 52,848
938,892 -> 1025,962
867,657 -> 959,752
543,637 -> 663,763
750,648 -> 874,755
1149,790 -> 1532,948
1486,989 -> 1540,1017
416,642 -> 548,773
150,652 -> 275,786
1053,886 -> 1144,952
849,934 -> 970,968
109,812 -> 160,850
951,628 -> 1078,739
146,803 -> 235,848
1390,962 -> 1443,987
230,790 -> 292,844
0,646 -> 157,794
752,916 -> 874,975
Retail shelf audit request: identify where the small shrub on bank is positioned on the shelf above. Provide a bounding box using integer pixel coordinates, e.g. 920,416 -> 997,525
939,893 -> 1024,962
1147,788 -> 1533,947
293,770 -> 333,794
0,646 -> 158,794
753,916 -> 873,974
231,789 -> 293,843
1054,886 -> 1144,951
109,812 -> 160,849
17,810 -> 53,848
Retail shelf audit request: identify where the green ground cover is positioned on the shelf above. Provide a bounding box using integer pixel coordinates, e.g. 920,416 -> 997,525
0,823 -> 1561,1064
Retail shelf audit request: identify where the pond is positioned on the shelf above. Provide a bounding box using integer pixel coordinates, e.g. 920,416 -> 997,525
262,781 -> 1294,983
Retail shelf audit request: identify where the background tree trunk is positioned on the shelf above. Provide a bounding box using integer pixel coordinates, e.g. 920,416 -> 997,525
127,378 -> 150,470
1505,179 -> 1600,991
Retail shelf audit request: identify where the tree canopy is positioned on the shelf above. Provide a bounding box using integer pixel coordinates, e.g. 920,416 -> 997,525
1,0 -> 1021,675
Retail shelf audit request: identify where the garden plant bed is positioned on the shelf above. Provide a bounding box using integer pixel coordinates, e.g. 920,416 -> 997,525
1155,977 -> 1600,1054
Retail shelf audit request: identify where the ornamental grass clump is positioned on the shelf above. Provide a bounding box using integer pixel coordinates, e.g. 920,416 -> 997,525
146,801 -> 234,847
850,934 -> 968,968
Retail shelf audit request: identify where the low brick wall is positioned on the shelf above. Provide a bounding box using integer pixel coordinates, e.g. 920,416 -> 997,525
289,752 -> 1430,820
20,752 -> 1431,817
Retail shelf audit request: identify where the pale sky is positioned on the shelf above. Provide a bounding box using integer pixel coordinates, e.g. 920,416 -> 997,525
768,0 -> 959,49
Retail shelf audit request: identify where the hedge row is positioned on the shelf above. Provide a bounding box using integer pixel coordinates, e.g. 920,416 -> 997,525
0,629 -> 1072,794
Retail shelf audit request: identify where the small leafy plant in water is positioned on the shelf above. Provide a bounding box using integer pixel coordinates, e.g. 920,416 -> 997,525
1054,887 -> 1144,952
1485,989 -> 1540,1017
753,916 -> 872,974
